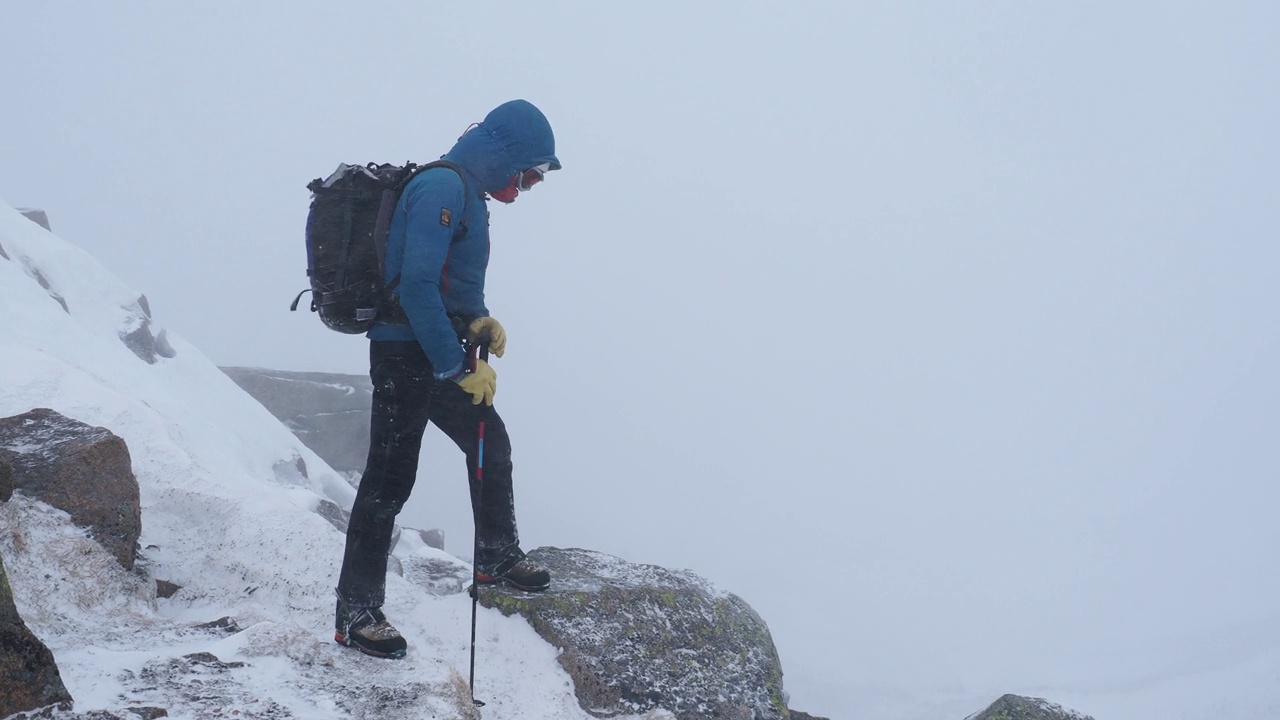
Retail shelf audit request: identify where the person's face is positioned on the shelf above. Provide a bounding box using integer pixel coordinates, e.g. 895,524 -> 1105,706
489,163 -> 551,204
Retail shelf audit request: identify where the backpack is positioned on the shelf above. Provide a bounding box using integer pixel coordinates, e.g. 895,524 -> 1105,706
290,160 -> 469,334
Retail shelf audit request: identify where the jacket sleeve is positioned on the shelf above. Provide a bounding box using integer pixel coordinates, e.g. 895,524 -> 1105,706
397,173 -> 468,379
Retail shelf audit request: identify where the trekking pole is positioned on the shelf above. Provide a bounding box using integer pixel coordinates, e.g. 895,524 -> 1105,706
467,340 -> 490,708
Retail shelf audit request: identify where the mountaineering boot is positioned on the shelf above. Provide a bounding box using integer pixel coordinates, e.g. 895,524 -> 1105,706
476,554 -> 551,592
334,595 -> 408,659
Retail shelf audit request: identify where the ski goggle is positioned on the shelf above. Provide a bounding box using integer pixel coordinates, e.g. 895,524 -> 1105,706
516,162 -> 552,191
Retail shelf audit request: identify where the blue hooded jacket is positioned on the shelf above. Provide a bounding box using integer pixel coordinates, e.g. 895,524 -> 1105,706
369,99 -> 560,379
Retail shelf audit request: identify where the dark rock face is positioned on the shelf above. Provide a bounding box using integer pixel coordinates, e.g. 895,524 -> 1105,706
155,580 -> 181,599
480,547 -> 787,720
18,208 -> 52,232
0,454 -> 13,502
28,265 -> 69,314
400,551 -> 471,597
315,498 -> 351,534
119,296 -> 176,364
0,409 -> 142,570
0,553 -> 73,717
220,367 -> 372,477
969,694 -> 1095,720
415,527 -> 445,550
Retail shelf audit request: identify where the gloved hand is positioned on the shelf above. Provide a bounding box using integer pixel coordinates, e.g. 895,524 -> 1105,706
468,317 -> 507,358
455,359 -> 497,406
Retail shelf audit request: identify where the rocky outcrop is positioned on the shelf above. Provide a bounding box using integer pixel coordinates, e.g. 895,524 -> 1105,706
967,694 -> 1095,720
119,294 -> 176,364
414,527 -> 445,550
5,210 -> 67,312
220,367 -> 372,477
480,547 -> 787,720
0,454 -> 12,502
0,408 -> 142,570
18,208 -> 51,232
25,263 -> 68,314
0,553 -> 73,717
2,214 -> 171,360
315,497 -> 351,534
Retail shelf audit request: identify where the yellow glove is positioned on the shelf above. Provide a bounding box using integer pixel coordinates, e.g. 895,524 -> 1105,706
468,317 -> 507,358
456,359 -> 497,406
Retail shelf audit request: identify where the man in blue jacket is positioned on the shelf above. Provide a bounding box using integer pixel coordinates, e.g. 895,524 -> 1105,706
334,99 -> 561,659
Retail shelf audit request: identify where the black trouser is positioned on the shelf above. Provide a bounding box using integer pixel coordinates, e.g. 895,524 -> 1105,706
337,340 -> 519,608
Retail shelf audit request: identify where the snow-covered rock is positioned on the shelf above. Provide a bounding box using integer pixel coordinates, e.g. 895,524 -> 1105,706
17,207 -> 50,232
481,547 -> 786,720
0,407 -> 142,569
967,694 -> 1094,720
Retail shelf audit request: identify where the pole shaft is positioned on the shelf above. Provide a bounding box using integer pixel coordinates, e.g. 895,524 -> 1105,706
467,341 -> 489,705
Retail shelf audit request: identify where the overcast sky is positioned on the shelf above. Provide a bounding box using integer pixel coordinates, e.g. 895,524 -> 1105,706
5,3 -> 1280,718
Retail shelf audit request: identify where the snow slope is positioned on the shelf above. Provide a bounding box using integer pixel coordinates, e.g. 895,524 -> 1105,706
0,201 -> 671,719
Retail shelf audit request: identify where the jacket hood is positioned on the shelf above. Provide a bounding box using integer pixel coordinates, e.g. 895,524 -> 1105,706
442,99 -> 561,192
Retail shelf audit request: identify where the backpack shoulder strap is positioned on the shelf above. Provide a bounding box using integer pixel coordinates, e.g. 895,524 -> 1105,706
383,160 -> 473,297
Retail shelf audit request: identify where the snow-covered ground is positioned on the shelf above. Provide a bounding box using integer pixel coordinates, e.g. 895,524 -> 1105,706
0,201 -> 674,719
5,199 -> 1280,719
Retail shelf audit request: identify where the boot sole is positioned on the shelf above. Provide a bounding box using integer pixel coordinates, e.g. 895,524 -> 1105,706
475,576 -> 550,593
335,631 -> 407,659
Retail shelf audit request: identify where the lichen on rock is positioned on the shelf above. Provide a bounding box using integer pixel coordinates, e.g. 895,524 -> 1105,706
479,547 -> 787,720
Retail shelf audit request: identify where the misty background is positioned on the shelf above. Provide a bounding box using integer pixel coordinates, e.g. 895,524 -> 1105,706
4,3 -> 1279,717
